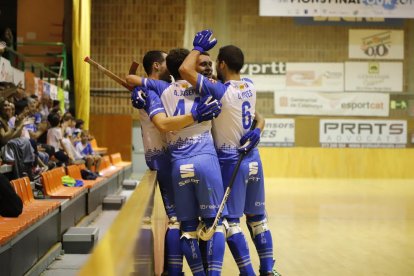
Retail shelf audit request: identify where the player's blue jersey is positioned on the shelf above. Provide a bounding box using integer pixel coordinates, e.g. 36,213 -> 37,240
196,74 -> 256,162
143,78 -> 216,161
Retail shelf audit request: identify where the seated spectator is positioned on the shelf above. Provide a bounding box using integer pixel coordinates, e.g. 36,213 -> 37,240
75,130 -> 101,172
46,112 -> 70,165
0,98 -> 30,147
39,94 -> 52,120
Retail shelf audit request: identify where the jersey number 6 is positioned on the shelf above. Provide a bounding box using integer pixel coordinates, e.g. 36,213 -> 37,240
242,101 -> 252,130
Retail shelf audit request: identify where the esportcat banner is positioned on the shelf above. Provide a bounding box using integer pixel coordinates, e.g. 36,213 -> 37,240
274,91 -> 389,116
319,119 -> 407,148
259,118 -> 295,147
349,29 -> 404,59
260,0 -> 414,19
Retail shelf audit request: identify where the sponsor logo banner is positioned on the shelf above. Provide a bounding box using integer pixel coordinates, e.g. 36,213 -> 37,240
240,62 -> 286,92
275,91 -> 389,116
259,0 -> 414,19
349,29 -> 404,59
12,68 -> 25,87
294,16 -> 404,26
259,118 -> 295,147
286,63 -> 344,92
320,119 -> 407,148
345,62 -> 403,92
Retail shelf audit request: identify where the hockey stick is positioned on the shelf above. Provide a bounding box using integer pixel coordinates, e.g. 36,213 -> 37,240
198,119 -> 258,241
84,56 -> 138,91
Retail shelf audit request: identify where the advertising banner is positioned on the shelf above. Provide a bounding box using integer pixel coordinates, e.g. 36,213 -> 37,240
50,83 -> 58,100
349,29 -> 404,59
345,62 -> 403,92
0,57 -> 13,82
294,16 -> 404,26
240,61 -> 286,92
12,68 -> 25,87
260,0 -> 414,19
320,119 -> 407,148
259,118 -> 295,147
25,71 -> 36,95
285,63 -> 344,92
274,91 -> 389,116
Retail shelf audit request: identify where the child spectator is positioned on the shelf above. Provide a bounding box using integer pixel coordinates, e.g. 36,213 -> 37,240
75,130 -> 101,172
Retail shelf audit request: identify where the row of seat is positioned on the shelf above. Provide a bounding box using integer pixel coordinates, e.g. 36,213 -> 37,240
0,177 -> 60,245
40,153 -> 129,199
0,153 -> 131,247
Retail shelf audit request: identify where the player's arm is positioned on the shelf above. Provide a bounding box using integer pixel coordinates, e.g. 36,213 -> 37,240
146,89 -> 221,132
179,50 -> 199,88
254,111 -> 265,132
151,113 -> 195,132
126,75 -> 143,86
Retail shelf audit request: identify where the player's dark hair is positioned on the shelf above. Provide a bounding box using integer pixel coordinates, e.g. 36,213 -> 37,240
166,48 -> 190,80
217,45 -> 244,73
143,50 -> 166,76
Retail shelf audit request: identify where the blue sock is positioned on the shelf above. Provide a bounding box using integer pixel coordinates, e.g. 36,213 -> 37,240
180,220 -> 205,276
247,215 -> 274,274
204,218 -> 225,276
165,227 -> 184,275
226,218 -> 255,276
199,239 -> 208,271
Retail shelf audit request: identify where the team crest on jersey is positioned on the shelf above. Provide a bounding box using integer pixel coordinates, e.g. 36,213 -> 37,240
239,84 -> 245,90
249,162 -> 258,176
180,164 -> 195,178
180,83 -> 189,89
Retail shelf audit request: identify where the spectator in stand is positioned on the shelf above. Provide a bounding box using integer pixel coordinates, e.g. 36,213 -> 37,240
1,28 -> 15,64
50,100 -> 61,116
0,98 -> 30,147
39,94 -> 52,120
73,118 -> 84,138
7,102 -> 15,128
75,130 -> 101,172
46,112 -> 70,165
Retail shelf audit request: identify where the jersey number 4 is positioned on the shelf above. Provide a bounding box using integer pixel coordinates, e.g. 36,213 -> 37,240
173,97 -> 201,116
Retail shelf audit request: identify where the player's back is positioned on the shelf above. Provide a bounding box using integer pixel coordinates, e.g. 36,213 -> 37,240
157,80 -> 216,161
212,79 -> 257,162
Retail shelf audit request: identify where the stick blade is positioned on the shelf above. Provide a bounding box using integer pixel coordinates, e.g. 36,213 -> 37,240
129,61 -> 139,75
197,225 -> 215,241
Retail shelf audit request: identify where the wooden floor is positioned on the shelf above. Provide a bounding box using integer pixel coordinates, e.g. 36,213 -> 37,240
184,178 -> 414,275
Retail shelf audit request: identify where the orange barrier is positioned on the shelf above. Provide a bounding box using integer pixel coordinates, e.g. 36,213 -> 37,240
40,167 -> 86,199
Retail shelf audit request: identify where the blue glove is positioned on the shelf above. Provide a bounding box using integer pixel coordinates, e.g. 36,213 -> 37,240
238,128 -> 261,154
191,96 -> 222,123
193,29 -> 217,52
131,86 -> 147,109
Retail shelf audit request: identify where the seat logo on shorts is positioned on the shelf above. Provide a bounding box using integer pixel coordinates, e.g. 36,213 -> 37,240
180,164 -> 194,178
249,162 -> 258,176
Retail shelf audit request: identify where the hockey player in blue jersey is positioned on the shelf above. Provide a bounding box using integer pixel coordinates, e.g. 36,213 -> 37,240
180,30 -> 281,276
127,48 -> 227,276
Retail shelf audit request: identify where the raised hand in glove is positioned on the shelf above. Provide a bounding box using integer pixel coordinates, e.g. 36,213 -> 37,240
131,86 -> 147,109
238,128 -> 261,154
191,96 -> 222,123
193,29 -> 217,52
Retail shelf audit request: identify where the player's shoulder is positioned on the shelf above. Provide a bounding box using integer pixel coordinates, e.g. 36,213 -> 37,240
241,77 -> 254,85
